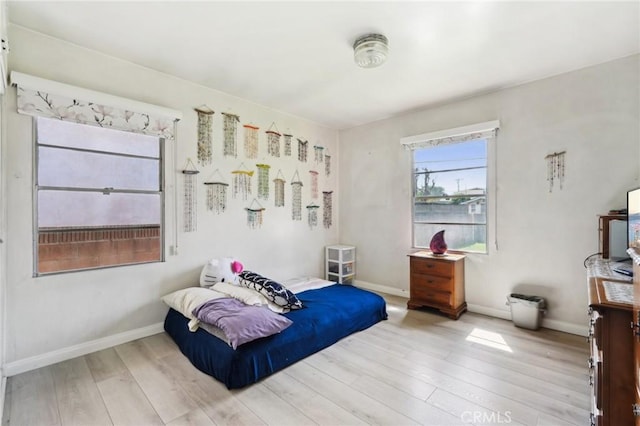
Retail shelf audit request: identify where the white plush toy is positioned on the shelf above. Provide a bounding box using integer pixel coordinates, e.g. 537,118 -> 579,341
199,257 -> 244,287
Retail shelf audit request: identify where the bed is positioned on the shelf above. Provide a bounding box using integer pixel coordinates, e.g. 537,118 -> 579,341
164,283 -> 387,389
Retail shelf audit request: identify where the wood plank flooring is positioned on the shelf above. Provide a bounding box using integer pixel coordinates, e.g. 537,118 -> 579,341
2,294 -> 589,426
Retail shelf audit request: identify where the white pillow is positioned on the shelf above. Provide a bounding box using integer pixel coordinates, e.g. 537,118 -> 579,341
213,281 -> 287,313
161,287 -> 226,331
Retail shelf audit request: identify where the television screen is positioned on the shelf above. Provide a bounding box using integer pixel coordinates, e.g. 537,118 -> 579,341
628,188 -> 640,249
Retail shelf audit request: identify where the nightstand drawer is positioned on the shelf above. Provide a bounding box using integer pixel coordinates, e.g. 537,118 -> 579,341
410,258 -> 453,278
410,273 -> 452,292
410,288 -> 452,306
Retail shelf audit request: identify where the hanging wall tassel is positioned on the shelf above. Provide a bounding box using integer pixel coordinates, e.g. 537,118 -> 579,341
307,204 -> 319,229
297,139 -> 308,162
245,199 -> 265,229
205,182 -> 228,214
266,130 -> 281,157
309,170 -> 319,199
314,145 -> 324,164
323,191 -> 333,229
291,171 -> 303,221
325,154 -> 331,176
232,164 -> 253,200
244,124 -> 259,159
545,151 -> 566,192
195,106 -> 215,166
256,163 -> 271,200
273,170 -> 286,207
223,112 -> 240,157
283,134 -> 293,156
182,159 -> 200,232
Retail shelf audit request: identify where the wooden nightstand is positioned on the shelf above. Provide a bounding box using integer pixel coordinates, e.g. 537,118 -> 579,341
407,251 -> 466,319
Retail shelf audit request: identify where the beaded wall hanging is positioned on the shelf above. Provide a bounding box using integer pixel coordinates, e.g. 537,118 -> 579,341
306,203 -> 319,229
232,163 -> 254,200
266,123 -> 281,157
273,170 -> 286,207
545,150 -> 566,192
291,171 -> 303,221
182,158 -> 200,232
297,138 -> 308,162
222,112 -> 240,157
323,191 -> 333,229
314,145 -> 324,164
243,124 -> 259,159
283,133 -> 293,156
256,163 -> 271,200
245,199 -> 265,229
325,153 -> 331,176
204,169 -> 228,214
309,170 -> 319,199
195,106 -> 215,166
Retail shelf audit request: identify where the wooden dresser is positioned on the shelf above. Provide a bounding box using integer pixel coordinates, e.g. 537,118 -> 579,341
407,251 -> 466,319
587,259 -> 634,426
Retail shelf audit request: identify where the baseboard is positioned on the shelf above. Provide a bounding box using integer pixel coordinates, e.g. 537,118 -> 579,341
354,280 -> 408,298
4,322 -> 164,377
353,282 -> 588,337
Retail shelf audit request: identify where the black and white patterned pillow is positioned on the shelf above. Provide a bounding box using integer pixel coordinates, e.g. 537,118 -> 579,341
238,271 -> 303,310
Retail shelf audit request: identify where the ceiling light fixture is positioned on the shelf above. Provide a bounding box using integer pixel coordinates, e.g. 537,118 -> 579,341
353,33 -> 389,68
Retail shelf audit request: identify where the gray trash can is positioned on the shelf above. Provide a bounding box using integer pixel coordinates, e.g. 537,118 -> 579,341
506,293 -> 546,330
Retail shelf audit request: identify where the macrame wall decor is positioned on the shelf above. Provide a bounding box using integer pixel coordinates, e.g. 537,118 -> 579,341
325,152 -> 331,177
232,163 -> 253,200
291,171 -> 303,221
314,145 -> 324,164
182,158 -> 200,232
194,106 -> 215,166
273,169 -> 286,207
297,138 -> 308,162
222,112 -> 240,158
545,150 -> 566,192
243,124 -> 259,159
256,163 -> 271,200
306,203 -> 319,229
245,199 -> 265,229
323,191 -> 333,229
266,123 -> 281,157
204,169 -> 228,214
283,133 -> 293,156
309,170 -> 319,199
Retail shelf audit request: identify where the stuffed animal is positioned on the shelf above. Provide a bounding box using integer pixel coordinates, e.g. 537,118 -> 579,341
199,257 -> 244,287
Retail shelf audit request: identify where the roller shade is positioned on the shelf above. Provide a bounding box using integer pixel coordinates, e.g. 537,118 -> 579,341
401,120 -> 500,149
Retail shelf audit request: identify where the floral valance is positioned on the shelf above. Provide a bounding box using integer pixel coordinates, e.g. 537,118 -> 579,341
400,120 -> 500,150
11,72 -> 182,140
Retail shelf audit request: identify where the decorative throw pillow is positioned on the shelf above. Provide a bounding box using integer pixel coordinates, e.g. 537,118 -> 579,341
238,270 -> 303,310
161,287 -> 226,331
213,281 -> 287,313
192,298 -> 293,349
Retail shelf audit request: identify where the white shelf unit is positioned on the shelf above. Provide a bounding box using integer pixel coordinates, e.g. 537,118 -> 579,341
325,245 -> 355,284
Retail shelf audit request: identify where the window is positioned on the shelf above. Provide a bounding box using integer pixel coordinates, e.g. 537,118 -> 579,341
35,117 -> 164,275
412,138 -> 488,253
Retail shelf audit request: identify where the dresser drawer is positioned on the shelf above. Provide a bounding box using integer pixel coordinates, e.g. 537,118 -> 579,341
410,258 -> 453,278
410,287 -> 452,307
410,273 -> 452,292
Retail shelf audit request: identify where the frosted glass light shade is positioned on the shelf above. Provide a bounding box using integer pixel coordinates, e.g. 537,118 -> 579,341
353,34 -> 389,68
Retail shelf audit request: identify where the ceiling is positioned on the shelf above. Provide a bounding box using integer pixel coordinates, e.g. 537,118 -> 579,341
7,1 -> 640,130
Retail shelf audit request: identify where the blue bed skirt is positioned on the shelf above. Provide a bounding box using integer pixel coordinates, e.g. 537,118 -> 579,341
164,284 -> 387,389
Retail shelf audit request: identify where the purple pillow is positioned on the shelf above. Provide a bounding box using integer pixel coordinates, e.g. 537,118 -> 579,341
192,298 -> 292,349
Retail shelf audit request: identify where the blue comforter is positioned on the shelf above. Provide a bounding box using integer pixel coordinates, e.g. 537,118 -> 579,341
164,284 -> 387,389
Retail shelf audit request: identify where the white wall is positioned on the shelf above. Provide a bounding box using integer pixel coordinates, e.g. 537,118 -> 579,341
4,24 -> 339,364
339,55 -> 640,333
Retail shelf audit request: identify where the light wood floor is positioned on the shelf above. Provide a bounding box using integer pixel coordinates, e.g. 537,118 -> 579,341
2,294 -> 589,426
